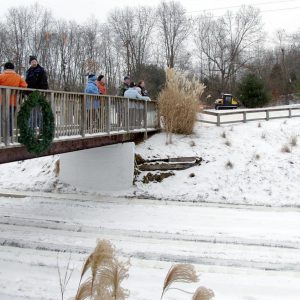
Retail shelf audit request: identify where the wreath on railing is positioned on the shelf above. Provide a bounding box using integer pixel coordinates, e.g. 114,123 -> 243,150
17,91 -> 55,154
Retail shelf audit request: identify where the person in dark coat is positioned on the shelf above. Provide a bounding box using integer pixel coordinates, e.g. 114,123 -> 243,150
118,76 -> 130,96
25,56 -> 49,90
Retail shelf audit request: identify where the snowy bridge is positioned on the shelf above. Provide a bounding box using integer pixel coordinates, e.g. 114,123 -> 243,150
0,86 -> 159,164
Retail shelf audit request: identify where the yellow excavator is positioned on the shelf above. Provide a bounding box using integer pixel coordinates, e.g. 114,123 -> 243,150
214,94 -> 239,110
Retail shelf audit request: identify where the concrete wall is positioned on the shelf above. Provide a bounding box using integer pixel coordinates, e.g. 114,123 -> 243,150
59,142 -> 135,192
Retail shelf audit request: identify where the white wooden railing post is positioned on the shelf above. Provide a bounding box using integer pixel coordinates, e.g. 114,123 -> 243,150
106,96 -> 111,134
144,100 -> 148,139
243,111 -> 247,123
217,114 -> 221,126
3,88 -> 10,145
266,110 -> 269,121
81,94 -> 86,137
126,98 -> 130,132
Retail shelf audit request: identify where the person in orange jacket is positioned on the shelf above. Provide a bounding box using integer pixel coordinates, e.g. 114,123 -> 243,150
96,75 -> 107,95
0,62 -> 27,136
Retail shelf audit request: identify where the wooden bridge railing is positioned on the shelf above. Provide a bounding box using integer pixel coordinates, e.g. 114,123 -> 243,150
199,105 -> 300,126
0,86 -> 159,147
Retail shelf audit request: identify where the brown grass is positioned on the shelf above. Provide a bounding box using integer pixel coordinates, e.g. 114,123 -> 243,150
225,160 -> 234,169
161,264 -> 198,299
281,144 -> 291,153
192,287 -> 215,300
54,159 -> 60,177
74,240 -> 129,300
225,140 -> 231,147
221,131 -> 226,139
158,68 -> 205,144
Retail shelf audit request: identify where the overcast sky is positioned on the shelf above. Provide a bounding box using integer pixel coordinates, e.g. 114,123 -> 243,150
1,0 -> 300,40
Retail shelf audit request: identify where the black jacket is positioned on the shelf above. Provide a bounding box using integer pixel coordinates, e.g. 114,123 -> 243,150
26,64 -> 49,90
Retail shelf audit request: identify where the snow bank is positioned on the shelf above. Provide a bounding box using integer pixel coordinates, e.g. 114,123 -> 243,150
135,118 -> 300,206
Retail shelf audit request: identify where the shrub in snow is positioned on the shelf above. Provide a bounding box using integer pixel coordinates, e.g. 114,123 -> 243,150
190,140 -> 196,147
290,136 -> 297,147
189,173 -> 196,178
255,154 -> 261,160
221,131 -> 226,138
158,68 -> 205,143
225,140 -> 231,147
238,73 -> 270,108
258,122 -> 262,128
261,132 -> 266,139
281,144 -> 291,153
225,160 -> 234,169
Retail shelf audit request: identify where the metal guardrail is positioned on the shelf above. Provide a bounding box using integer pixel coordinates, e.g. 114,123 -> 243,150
0,86 -> 159,147
198,106 -> 300,126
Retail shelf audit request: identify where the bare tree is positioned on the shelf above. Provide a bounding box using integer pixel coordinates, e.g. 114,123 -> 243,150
194,5 -> 264,93
157,1 -> 190,68
108,6 -> 155,77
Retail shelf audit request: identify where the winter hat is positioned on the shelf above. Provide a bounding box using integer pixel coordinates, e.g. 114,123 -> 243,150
97,75 -> 104,81
124,76 -> 130,81
4,62 -> 14,70
88,74 -> 97,81
29,55 -> 37,64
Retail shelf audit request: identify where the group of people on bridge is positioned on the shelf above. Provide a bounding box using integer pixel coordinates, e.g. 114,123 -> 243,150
0,56 -> 152,137
0,56 -> 151,101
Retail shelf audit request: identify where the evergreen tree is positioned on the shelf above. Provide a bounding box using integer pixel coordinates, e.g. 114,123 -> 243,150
238,73 -> 270,108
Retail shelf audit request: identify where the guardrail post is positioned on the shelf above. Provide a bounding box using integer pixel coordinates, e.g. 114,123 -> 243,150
80,94 -> 86,137
289,108 -> 292,118
144,100 -> 148,139
243,112 -> 247,123
266,110 -> 269,121
106,96 -> 111,134
217,114 -> 221,126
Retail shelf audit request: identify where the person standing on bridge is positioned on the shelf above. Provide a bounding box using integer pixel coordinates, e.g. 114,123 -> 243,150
96,75 -> 107,95
25,56 -> 49,90
118,76 -> 130,96
124,82 -> 150,129
0,62 -> 28,136
85,74 -> 100,131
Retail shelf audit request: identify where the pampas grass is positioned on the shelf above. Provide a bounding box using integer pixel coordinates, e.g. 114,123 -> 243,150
74,240 -> 129,300
192,287 -> 215,300
160,264 -> 199,299
158,68 -> 205,144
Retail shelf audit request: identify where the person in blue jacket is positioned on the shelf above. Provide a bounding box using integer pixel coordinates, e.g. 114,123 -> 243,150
85,74 -> 100,130
85,74 -> 100,110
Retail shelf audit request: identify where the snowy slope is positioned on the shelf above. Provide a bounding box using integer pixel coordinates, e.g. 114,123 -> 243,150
135,118 -> 300,206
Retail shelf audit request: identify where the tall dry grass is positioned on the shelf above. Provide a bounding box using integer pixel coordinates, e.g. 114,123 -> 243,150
74,240 -> 129,300
158,68 -> 205,144
71,241 -> 215,300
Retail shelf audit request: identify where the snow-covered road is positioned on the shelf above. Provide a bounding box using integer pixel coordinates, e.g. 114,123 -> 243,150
0,191 -> 299,299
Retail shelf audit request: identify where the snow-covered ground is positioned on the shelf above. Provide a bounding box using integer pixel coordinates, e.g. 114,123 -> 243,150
135,118 -> 300,206
1,117 -> 300,299
0,193 -> 299,299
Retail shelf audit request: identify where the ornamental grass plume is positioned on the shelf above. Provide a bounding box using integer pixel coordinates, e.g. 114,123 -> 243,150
158,68 -> 205,144
192,286 -> 215,300
74,240 -> 129,300
160,263 -> 199,299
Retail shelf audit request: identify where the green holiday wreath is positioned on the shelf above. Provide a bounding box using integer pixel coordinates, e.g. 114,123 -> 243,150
17,91 -> 55,154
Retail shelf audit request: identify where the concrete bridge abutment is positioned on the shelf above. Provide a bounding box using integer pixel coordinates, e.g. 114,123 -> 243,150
59,142 -> 135,192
